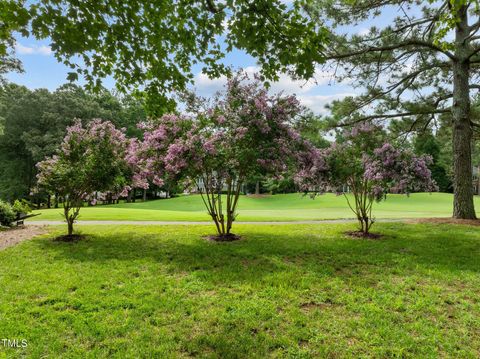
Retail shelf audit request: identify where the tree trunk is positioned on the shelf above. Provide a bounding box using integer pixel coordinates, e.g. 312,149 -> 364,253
143,189 -> 147,201
47,195 -> 51,209
452,6 -> 476,219
255,181 -> 260,195
67,220 -> 74,236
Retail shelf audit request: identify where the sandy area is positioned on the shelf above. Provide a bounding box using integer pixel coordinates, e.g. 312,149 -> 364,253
0,225 -> 48,250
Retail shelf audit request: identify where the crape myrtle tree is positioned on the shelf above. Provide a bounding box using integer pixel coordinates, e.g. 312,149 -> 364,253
295,124 -> 437,235
36,120 -> 130,236
303,0 -> 480,219
134,73 -> 308,240
0,83 -> 147,203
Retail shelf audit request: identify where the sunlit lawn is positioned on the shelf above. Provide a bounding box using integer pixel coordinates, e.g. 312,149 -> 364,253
30,192 -> 480,222
1,223 -> 479,357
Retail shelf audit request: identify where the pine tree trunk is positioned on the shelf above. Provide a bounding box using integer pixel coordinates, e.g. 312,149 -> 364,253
452,6 -> 476,219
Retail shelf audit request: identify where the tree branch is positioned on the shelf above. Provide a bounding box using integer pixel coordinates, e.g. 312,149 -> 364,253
325,39 -> 457,62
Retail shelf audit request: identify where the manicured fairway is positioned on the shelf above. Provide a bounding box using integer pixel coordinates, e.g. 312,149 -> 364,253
0,223 -> 479,357
30,192 -> 480,222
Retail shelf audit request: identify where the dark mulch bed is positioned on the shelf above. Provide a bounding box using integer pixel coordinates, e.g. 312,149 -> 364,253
345,231 -> 383,239
203,233 -> 242,242
54,234 -> 86,242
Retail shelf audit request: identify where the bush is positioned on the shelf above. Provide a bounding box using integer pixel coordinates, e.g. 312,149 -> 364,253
12,199 -> 32,217
0,201 -> 16,227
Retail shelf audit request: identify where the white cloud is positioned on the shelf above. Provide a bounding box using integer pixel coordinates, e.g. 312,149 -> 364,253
243,66 -> 337,94
193,66 -> 337,97
37,45 -> 53,56
15,43 -> 35,55
357,28 -> 371,36
192,68 -> 356,115
15,43 -> 52,56
194,72 -> 228,95
298,93 -> 357,115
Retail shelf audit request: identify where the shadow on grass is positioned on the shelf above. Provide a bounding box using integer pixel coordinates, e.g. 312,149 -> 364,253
33,223 -> 480,284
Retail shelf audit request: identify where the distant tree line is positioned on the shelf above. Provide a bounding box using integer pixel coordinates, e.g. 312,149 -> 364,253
0,81 -> 463,205
0,83 -> 147,205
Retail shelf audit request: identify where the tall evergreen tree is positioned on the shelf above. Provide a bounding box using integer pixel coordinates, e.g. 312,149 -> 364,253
304,1 -> 480,218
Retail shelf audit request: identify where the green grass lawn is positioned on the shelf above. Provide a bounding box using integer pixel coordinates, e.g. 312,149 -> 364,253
0,223 -> 479,357
30,192 -> 480,222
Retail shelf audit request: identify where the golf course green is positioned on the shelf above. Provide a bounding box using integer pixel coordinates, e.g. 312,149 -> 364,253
29,192 -> 480,222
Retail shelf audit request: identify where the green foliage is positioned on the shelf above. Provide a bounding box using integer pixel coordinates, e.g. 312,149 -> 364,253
295,110 -> 331,148
0,200 -> 15,226
429,0 -> 480,49
414,130 -> 452,193
12,199 -> 32,216
36,120 -> 131,235
3,0 -> 326,104
302,0 -> 480,218
0,83 -> 146,202
0,1 -> 27,83
263,176 -> 296,194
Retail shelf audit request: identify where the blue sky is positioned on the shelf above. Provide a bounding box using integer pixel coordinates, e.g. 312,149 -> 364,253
5,4 -> 413,115
6,38 -> 356,115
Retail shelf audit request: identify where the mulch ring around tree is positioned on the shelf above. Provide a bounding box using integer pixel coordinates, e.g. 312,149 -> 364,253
203,233 -> 242,242
0,225 -> 49,250
345,231 -> 383,240
53,234 -> 86,242
406,218 -> 480,226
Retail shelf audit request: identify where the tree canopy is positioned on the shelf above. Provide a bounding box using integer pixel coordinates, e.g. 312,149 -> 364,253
0,83 -> 146,202
36,120 -> 131,236
295,123 -> 437,234
133,72 -> 309,239
3,0 -> 326,111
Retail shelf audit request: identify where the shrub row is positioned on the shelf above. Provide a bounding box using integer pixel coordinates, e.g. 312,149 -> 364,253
0,200 -> 31,227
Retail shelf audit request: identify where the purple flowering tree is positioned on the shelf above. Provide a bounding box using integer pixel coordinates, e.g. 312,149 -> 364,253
136,73 -> 306,240
36,120 -> 130,237
296,124 -> 437,235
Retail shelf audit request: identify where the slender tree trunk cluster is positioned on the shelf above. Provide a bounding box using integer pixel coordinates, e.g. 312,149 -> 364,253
344,178 -> 374,235
63,198 -> 81,236
197,174 -> 243,238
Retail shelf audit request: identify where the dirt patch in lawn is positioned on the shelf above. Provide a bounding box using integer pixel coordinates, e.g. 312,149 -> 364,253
406,218 -> 480,226
0,226 -> 49,250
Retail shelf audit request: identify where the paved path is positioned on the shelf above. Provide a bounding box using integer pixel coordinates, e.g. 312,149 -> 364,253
27,218 -> 408,226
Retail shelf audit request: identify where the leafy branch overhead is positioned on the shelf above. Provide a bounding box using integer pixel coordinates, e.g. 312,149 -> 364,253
3,0 -> 326,99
